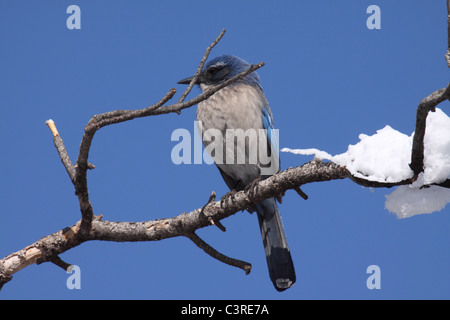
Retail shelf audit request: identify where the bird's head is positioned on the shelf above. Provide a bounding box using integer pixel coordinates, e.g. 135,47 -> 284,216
178,54 -> 260,89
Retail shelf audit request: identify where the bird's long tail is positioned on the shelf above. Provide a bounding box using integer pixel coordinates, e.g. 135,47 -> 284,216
255,197 -> 296,291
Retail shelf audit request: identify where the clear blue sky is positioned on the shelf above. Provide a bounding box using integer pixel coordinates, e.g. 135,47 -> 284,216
0,1 -> 449,299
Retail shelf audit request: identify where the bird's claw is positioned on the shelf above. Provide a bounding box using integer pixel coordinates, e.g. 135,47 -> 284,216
220,189 -> 237,207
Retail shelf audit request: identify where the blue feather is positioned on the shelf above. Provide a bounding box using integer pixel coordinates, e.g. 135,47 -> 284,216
262,106 -> 280,169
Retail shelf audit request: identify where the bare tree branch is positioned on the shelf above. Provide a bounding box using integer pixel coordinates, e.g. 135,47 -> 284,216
186,232 -> 252,274
409,84 -> 450,177
0,160 -> 347,286
1,23 -> 449,291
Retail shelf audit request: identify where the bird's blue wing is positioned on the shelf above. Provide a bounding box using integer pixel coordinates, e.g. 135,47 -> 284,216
262,106 -> 275,140
261,106 -> 280,173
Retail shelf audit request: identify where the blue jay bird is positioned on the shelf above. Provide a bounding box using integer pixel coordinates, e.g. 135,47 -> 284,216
178,55 -> 295,291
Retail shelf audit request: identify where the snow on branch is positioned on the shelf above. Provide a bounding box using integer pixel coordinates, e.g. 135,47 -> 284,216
283,95 -> 450,218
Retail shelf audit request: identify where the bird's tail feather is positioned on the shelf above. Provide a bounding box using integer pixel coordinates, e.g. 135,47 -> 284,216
255,198 -> 296,291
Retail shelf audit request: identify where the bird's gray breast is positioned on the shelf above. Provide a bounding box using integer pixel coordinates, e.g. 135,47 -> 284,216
196,83 -> 268,185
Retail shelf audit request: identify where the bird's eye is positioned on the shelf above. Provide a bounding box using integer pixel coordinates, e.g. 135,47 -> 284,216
204,65 -> 229,83
207,66 -> 220,76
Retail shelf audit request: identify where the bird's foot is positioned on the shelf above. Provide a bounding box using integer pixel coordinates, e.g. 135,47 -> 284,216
220,189 -> 237,207
244,176 -> 261,202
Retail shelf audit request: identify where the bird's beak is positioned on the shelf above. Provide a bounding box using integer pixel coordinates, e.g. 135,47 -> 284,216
177,75 -> 196,85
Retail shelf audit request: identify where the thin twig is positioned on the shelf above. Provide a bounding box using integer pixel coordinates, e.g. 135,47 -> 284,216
45,120 -> 76,182
85,88 -> 177,133
186,232 -> 251,275
199,191 -> 227,232
177,29 -> 226,103
293,187 -> 309,200
49,256 -> 72,272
